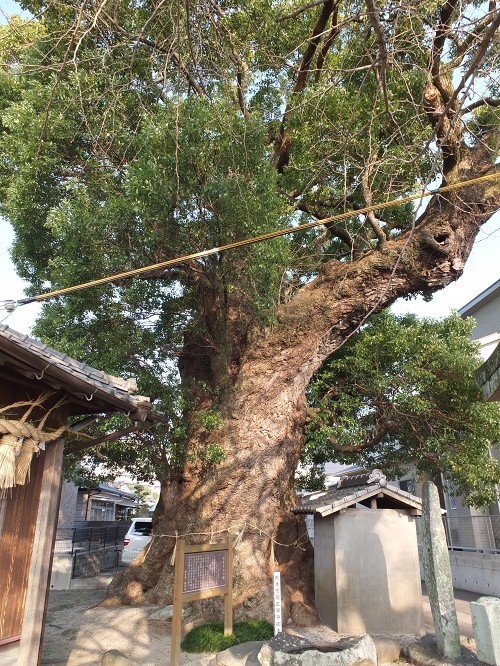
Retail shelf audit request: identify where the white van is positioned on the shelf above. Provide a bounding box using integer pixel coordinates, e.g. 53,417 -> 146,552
121,517 -> 153,564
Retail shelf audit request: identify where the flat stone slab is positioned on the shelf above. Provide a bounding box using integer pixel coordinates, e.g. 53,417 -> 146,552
408,635 -> 480,666
371,637 -> 404,662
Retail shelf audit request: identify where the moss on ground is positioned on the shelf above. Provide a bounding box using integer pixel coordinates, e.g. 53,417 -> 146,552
181,619 -> 274,653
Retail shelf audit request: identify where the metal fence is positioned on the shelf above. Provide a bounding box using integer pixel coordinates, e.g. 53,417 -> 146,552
416,515 -> 500,554
54,524 -> 130,577
54,524 -> 129,555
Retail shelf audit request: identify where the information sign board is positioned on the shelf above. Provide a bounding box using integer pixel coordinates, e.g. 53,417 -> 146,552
183,550 -> 227,593
171,535 -> 233,666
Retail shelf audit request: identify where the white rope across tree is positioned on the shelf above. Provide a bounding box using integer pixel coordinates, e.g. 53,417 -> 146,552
0,394 -> 66,490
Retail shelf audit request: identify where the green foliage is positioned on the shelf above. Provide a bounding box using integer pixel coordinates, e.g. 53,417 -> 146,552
198,443 -> 226,467
303,311 -> 500,507
181,620 -> 274,653
0,4 -> 498,487
197,410 -> 223,433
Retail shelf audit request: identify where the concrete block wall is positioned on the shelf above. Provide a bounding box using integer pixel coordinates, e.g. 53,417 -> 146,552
449,551 -> 500,597
57,481 -> 79,529
418,546 -> 500,596
50,547 -> 120,589
73,546 -> 119,578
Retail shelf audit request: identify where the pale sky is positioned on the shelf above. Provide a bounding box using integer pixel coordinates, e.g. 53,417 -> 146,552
1,213 -> 499,335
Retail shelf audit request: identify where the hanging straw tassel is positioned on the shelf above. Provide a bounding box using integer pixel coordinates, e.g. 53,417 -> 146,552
15,438 -> 39,486
170,532 -> 179,566
270,539 -> 276,568
0,435 -> 17,490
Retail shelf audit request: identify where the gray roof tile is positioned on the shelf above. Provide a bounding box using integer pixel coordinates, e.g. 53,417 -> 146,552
0,323 -> 161,420
294,482 -> 422,516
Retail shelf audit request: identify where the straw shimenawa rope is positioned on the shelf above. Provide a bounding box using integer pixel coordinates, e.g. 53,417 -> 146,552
0,394 -> 66,490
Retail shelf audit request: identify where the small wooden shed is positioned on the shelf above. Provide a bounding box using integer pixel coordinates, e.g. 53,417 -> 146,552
294,470 -> 424,635
0,324 -> 161,666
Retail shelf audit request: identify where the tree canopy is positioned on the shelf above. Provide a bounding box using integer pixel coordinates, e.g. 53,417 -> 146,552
301,311 -> 500,506
1,1 -> 498,473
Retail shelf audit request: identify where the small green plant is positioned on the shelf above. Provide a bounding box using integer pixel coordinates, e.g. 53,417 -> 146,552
181,619 -> 274,653
199,442 -> 225,466
198,410 -> 223,432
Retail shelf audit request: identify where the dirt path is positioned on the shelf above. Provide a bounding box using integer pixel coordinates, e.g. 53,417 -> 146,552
42,588 -> 215,666
41,581 -> 480,666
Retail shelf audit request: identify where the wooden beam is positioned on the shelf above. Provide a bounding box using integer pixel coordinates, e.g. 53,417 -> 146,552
18,439 -> 64,666
63,424 -> 140,455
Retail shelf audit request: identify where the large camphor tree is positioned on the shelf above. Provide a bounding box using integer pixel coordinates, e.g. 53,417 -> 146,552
0,0 -> 499,619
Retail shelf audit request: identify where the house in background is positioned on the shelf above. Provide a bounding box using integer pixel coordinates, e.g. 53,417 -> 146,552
439,280 -> 500,550
58,481 -> 140,528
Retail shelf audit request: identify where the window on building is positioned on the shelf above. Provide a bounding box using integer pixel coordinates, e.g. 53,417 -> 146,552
90,500 -> 115,521
399,479 -> 415,494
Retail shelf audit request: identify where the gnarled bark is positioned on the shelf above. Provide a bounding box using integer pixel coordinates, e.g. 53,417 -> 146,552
106,142 -> 499,620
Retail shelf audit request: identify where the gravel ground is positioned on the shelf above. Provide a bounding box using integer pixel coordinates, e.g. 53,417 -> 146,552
41,583 -> 478,666
42,588 -> 216,666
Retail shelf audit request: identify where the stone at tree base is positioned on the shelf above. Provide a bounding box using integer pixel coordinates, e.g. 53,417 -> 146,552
148,604 -> 192,620
257,634 -> 377,666
421,481 -> 461,660
370,636 -> 403,662
407,634 -> 480,666
470,596 -> 500,666
101,649 -> 154,666
148,604 -> 174,620
212,640 -> 266,666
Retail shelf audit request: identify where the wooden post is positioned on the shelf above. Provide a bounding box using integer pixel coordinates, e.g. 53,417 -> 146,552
224,533 -> 233,636
18,439 -> 65,666
170,538 -> 186,666
170,534 -> 234,665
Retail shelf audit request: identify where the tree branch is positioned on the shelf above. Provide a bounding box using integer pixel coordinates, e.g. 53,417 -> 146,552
365,0 -> 390,113
315,5 -> 340,82
329,421 -> 391,453
272,1 -> 340,171
101,12 -> 206,97
278,0 -> 336,21
448,7 -> 499,67
361,166 -> 388,247
462,97 -> 500,115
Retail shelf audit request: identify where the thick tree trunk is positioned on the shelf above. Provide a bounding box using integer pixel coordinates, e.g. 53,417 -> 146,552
106,144 -> 499,621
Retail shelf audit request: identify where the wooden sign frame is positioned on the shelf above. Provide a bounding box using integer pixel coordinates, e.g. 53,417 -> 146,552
170,534 -> 233,665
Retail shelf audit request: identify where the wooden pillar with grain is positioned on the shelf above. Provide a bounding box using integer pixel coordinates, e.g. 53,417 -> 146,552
171,537 -> 186,666
18,439 -> 65,666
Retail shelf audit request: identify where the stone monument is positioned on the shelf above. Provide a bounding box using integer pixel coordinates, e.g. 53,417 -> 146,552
421,481 -> 461,659
471,596 -> 500,666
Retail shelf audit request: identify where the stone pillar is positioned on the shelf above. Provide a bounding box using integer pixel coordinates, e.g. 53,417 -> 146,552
471,596 -> 500,666
421,481 -> 461,659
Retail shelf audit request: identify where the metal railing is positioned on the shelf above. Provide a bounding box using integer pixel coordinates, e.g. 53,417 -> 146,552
417,515 -> 500,554
54,524 -> 129,555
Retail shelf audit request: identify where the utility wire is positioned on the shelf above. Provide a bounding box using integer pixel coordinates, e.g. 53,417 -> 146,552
2,170 -> 499,310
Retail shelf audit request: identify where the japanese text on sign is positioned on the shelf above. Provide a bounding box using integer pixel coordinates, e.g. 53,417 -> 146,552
183,550 -> 227,593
